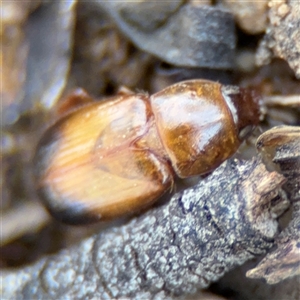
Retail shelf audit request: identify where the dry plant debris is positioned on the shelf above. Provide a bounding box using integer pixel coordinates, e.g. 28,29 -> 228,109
247,126 -> 300,284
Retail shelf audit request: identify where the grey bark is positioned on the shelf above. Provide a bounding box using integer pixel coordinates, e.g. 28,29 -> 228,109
1,158 -> 288,300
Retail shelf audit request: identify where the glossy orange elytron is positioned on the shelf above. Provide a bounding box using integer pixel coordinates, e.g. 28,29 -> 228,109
34,80 -> 262,224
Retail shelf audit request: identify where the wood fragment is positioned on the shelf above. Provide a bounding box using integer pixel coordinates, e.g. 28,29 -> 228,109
247,126 -> 300,284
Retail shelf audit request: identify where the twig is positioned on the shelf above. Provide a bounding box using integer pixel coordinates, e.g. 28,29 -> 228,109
1,158 -> 288,299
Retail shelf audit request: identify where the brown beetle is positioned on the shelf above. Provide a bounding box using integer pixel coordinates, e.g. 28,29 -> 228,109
34,80 -> 262,224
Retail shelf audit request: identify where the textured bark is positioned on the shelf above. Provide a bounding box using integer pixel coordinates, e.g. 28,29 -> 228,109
1,158 -> 288,299
256,0 -> 300,78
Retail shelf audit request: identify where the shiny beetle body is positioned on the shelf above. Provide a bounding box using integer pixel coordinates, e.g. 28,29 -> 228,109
34,80 -> 262,224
